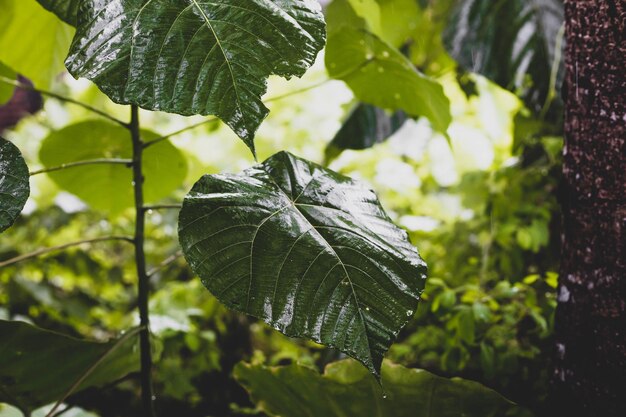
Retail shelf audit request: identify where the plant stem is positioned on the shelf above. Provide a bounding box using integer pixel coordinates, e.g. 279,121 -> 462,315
0,236 -> 134,268
130,105 -> 156,417
29,158 -> 133,176
0,76 -> 129,128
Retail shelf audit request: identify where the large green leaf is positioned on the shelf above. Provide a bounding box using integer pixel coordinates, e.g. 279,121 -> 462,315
0,320 -> 139,414
39,120 -> 187,214
0,63 -> 17,106
444,0 -> 564,114
178,151 -> 426,377
326,26 -> 450,134
326,103 -> 407,160
0,137 -> 29,233
64,0 -> 326,156
36,0 -> 81,26
234,359 -> 528,417
0,0 -> 74,89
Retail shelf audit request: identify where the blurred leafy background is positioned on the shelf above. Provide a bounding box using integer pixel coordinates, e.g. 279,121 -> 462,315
0,0 -> 562,416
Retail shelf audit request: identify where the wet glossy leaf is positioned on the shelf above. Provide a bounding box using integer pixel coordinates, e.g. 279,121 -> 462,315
39,120 -> 187,214
234,359 -> 526,417
326,103 -> 407,161
444,0 -> 564,113
0,0 -> 74,89
64,0 -> 326,156
36,0 -> 81,26
326,25 -> 451,135
179,151 -> 426,377
0,320 -> 139,413
0,137 -> 29,233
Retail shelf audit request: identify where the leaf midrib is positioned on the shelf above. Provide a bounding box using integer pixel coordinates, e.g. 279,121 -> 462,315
256,170 -> 374,365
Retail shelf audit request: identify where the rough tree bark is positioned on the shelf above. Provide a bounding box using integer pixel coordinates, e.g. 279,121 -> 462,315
553,1 -> 626,416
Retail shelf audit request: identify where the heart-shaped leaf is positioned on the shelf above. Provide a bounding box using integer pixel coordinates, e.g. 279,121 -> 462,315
444,0 -> 564,114
178,151 -> 426,377
64,0 -> 326,156
0,137 -> 29,233
234,359 -> 526,417
36,0 -> 81,26
0,320 -> 140,414
39,120 -> 187,214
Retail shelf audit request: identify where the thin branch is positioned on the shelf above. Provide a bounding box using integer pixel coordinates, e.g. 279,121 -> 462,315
0,76 -> 129,128
130,105 -> 156,417
143,118 -> 219,149
147,251 -> 184,278
264,78 -> 330,103
0,236 -> 134,268
142,78 -> 330,149
143,204 -> 182,211
29,158 -> 133,176
45,327 -> 144,417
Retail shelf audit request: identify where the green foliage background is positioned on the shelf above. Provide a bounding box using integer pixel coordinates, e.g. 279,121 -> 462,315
0,0 -> 562,416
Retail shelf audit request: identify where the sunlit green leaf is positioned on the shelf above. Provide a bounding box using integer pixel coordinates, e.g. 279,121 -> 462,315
35,0 -> 81,26
234,359 -> 527,417
0,137 -> 29,233
444,0 -> 564,114
64,0 -> 326,156
326,26 -> 451,134
179,151 -> 426,377
39,120 -> 187,214
344,0 -> 420,47
0,0 -> 74,89
0,63 -> 17,105
0,320 -> 139,414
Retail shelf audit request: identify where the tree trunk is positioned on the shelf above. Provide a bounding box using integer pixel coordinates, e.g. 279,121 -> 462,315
553,1 -> 626,416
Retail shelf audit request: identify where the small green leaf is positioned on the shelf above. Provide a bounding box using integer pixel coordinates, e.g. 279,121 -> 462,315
0,137 -> 29,233
234,359 -> 525,417
179,151 -> 426,377
326,103 -> 407,161
444,0 -> 564,114
39,120 -> 187,214
0,0 -> 74,89
35,0 -> 81,26
0,320 -> 139,413
64,0 -> 326,156
326,26 -> 451,134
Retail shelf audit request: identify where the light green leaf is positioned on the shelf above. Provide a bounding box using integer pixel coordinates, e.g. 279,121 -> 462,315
179,151 -> 426,377
326,26 -> 451,134
0,137 -> 29,233
0,0 -> 74,89
345,0 -> 421,47
0,320 -> 140,414
0,63 -> 17,105
64,0 -> 326,156
35,0 -> 81,26
39,120 -> 187,214
234,359 -> 527,417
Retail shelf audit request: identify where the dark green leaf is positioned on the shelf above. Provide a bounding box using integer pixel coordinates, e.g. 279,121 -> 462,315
326,103 -> 407,161
234,359 -> 527,417
36,0 -> 81,26
444,0 -> 564,113
0,0 -> 74,89
39,120 -> 187,214
0,137 -> 29,233
326,26 -> 451,134
64,0 -> 326,156
178,151 -> 426,377
0,320 -> 139,413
